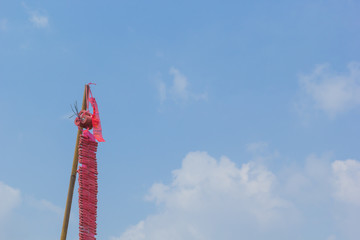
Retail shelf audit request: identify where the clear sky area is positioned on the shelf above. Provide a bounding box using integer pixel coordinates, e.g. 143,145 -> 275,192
1,1 -> 360,240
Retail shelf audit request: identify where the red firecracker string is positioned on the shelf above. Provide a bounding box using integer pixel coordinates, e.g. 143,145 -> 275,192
78,131 -> 98,240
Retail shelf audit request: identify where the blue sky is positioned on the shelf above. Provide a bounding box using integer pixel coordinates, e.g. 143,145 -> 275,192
1,1 -> 360,240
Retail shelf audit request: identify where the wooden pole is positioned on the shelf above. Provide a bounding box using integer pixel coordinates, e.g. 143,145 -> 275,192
60,84 -> 89,240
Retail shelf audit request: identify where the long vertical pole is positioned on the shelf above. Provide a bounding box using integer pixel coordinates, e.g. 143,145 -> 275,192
60,84 -> 89,240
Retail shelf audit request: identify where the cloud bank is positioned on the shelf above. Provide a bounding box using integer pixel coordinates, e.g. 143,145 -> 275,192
0,181 -> 21,222
332,159 -> 360,205
112,151 -> 360,240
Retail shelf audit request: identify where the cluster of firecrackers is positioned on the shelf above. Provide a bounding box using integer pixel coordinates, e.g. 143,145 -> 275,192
78,131 -> 99,240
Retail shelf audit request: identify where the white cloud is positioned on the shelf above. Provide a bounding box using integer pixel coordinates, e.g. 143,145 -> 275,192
0,19 -> 7,31
169,67 -> 189,100
29,12 -> 49,28
0,181 -> 21,222
111,221 -> 145,240
22,3 -> 49,28
298,62 -> 360,117
332,159 -> 360,205
0,181 -> 63,240
158,67 -> 207,104
112,152 -> 360,240
331,159 -> 360,240
26,197 -> 63,215
113,152 -> 297,240
39,199 -> 62,215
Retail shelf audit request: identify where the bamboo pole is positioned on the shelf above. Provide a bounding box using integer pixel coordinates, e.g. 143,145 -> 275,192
60,84 -> 89,240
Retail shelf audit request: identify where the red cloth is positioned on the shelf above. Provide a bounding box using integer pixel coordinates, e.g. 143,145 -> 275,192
89,97 -> 105,142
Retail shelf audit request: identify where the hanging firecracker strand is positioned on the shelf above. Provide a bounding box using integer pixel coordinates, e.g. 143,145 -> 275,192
60,84 -> 104,240
78,131 -> 98,240
74,83 -> 104,240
